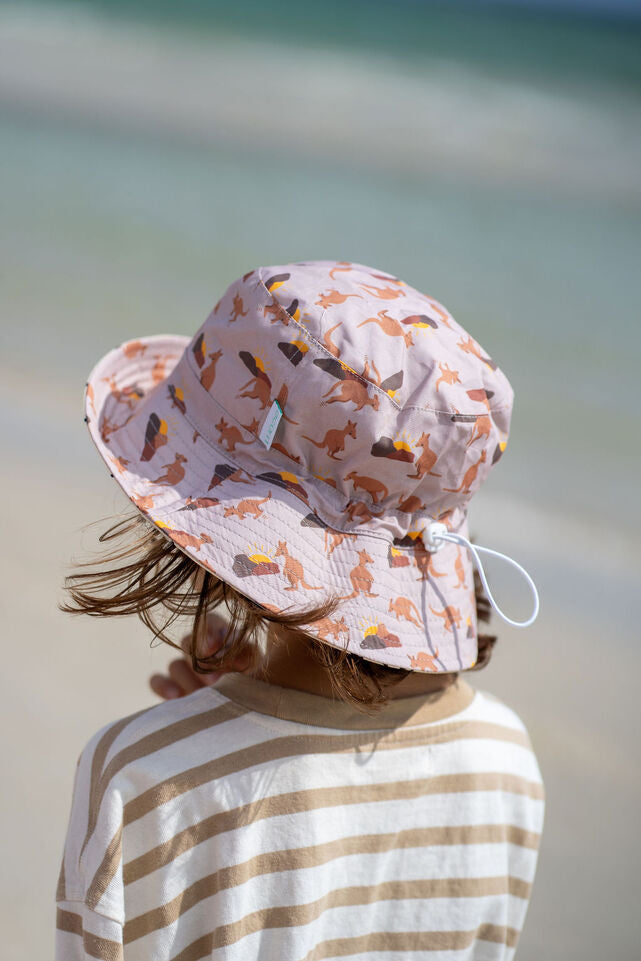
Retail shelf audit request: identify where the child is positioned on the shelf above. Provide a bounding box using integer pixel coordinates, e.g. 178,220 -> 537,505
56,259 -> 544,960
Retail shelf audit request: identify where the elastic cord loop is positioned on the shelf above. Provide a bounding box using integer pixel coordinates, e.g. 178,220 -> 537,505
428,525 -> 540,628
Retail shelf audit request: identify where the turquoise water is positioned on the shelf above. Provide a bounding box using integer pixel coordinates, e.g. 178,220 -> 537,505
1,0 -> 640,553
55,0 -> 641,88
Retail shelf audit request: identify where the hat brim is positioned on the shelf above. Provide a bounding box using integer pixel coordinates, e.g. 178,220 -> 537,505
85,335 -> 478,673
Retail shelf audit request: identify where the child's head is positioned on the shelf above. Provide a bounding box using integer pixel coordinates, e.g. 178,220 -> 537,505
60,508 -> 497,715
66,259 -> 528,713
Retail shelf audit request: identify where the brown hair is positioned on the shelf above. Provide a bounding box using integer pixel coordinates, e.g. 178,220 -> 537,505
59,509 -> 497,715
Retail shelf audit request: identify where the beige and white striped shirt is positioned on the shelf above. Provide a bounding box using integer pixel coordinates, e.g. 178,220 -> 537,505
55,672 -> 544,960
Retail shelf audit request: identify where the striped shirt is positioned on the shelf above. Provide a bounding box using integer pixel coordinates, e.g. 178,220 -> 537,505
55,671 -> 544,961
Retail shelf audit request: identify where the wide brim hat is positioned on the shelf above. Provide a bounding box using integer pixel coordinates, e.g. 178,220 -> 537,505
85,260 -> 513,673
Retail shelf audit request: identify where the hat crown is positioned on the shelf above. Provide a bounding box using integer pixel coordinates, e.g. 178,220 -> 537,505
181,260 -> 513,539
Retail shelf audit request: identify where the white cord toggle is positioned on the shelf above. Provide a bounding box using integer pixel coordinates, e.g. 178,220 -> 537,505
425,522 -> 540,628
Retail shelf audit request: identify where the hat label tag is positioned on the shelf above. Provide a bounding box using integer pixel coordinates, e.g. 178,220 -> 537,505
258,400 -> 283,449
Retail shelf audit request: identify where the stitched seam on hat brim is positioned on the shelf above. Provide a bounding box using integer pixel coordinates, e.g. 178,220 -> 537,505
148,410 -> 456,549
160,404 -> 470,550
258,275 -> 511,415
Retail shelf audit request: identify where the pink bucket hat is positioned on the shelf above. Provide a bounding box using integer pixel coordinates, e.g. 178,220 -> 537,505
84,259 -> 538,673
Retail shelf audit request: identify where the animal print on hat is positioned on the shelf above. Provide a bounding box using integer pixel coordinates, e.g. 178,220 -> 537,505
84,260 -> 513,672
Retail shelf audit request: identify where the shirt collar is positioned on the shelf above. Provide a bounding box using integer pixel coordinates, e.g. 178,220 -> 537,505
211,671 -> 476,730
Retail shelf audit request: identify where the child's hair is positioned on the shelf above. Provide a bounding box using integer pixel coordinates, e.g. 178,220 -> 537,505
59,510 -> 497,715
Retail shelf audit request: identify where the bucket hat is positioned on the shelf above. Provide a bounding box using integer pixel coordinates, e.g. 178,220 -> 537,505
84,259 -> 538,673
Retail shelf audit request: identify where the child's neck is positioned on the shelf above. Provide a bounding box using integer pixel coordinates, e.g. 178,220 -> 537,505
250,627 -> 458,700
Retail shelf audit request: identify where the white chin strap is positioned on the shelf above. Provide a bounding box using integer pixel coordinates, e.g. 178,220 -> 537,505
425,522 -> 540,628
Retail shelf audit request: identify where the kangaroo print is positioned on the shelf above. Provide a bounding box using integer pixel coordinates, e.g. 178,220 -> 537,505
84,260 -> 514,672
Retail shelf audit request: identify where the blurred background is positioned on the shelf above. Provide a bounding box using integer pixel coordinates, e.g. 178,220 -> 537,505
1,1 -> 640,957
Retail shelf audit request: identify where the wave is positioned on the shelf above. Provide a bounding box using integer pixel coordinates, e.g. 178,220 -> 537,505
1,3 -> 640,201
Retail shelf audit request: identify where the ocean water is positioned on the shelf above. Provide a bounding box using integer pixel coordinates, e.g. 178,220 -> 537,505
1,0 -> 640,608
